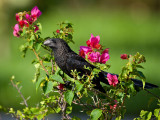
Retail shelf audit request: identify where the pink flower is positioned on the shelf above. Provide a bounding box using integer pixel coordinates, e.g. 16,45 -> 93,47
24,20 -> 29,27
88,52 -> 100,63
102,48 -> 109,54
99,52 -> 110,64
25,14 -> 33,24
107,73 -> 118,87
16,13 -> 20,21
120,54 -> 128,60
13,24 -> 21,37
31,6 -> 42,22
79,46 -> 92,58
110,100 -> 118,110
34,25 -> 39,33
19,20 -> 25,27
86,34 -> 101,49
58,83 -> 64,90
110,104 -> 117,110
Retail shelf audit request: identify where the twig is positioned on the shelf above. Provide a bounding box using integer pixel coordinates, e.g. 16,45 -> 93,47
72,100 -> 96,109
32,48 -> 49,75
58,90 -> 71,120
121,88 -> 128,106
51,59 -> 54,74
33,33 -> 49,75
90,88 -> 111,99
11,80 -> 28,107
51,52 -> 55,74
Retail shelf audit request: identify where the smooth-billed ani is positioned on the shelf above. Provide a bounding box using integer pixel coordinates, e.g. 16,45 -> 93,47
44,38 -> 158,92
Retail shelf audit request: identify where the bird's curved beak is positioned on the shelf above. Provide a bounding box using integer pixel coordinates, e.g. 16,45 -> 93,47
43,39 -> 52,46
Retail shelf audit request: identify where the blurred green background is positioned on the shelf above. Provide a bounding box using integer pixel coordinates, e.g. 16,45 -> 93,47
0,0 -> 160,117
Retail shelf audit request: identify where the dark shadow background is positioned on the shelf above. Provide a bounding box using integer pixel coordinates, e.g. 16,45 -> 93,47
0,0 -> 160,117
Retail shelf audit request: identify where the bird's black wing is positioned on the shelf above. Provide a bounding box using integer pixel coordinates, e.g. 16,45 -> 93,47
66,52 -> 95,76
66,52 -> 107,92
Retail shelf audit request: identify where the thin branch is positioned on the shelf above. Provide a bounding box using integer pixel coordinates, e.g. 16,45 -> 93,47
121,88 -> 128,106
33,33 -> 49,75
32,48 -> 49,75
11,80 -> 28,107
58,90 -> 71,120
72,100 -> 96,109
51,52 -> 55,75
90,88 -> 111,99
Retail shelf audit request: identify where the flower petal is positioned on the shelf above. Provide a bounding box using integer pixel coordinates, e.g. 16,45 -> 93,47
13,24 -> 20,37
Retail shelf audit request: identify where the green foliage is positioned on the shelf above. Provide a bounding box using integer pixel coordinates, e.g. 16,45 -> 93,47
43,81 -> 54,95
64,90 -> 74,105
53,21 -> 74,44
134,100 -> 160,120
90,109 -> 102,120
51,74 -> 64,84
9,7 -> 160,120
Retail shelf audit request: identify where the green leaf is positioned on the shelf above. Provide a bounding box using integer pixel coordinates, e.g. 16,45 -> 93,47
75,81 -> 83,92
140,110 -> 152,120
136,65 -> 144,69
34,63 -> 40,69
154,109 -> 160,117
9,108 -> 15,114
66,106 -> 72,114
90,109 -> 102,120
128,63 -> 133,72
54,107 -> 61,113
37,114 -> 44,120
115,116 -> 121,120
36,77 -> 45,91
51,75 -> 64,84
34,43 -> 42,51
19,43 -> 28,58
43,81 -> 54,94
64,90 -> 74,105
37,23 -> 42,32
137,71 -> 146,79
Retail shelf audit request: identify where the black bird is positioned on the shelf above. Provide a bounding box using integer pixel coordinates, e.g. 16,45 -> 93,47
44,38 -> 158,92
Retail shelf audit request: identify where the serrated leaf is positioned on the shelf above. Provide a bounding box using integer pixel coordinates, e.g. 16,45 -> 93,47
51,75 -> 64,84
43,81 -> 54,94
36,78 -> 45,91
64,90 -> 74,105
90,109 -> 102,120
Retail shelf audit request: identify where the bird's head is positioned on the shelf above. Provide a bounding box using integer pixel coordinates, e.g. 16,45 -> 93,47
43,38 -> 72,52
43,38 -> 58,49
